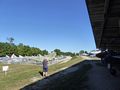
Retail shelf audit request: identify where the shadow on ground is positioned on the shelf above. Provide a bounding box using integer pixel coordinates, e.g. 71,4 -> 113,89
38,71 -> 43,77
20,60 -> 96,90
20,60 -> 120,90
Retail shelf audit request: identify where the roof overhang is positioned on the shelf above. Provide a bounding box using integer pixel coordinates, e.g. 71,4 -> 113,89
86,0 -> 120,51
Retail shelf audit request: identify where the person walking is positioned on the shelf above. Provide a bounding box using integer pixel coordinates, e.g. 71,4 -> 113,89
42,59 -> 48,77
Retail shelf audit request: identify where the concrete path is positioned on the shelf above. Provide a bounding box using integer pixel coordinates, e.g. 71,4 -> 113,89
87,61 -> 120,90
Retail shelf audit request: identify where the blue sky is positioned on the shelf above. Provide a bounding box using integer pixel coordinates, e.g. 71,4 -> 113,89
0,0 -> 96,52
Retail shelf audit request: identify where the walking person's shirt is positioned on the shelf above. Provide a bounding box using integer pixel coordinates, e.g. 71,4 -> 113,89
43,59 -> 48,68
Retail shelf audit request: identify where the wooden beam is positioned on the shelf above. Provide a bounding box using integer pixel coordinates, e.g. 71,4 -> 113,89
99,0 -> 111,48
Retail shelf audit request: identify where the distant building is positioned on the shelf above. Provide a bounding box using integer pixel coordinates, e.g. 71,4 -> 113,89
89,49 -> 101,57
81,53 -> 89,56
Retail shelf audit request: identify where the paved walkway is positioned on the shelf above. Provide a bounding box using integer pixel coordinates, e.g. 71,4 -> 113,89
87,61 -> 120,90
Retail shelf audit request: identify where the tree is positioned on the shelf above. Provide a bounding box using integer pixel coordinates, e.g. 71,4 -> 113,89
76,53 -> 79,56
0,42 -> 17,56
31,47 -> 42,56
7,37 -> 14,45
79,50 -> 84,55
18,43 -> 24,46
84,51 -> 88,54
54,49 -> 62,56
0,42 -> 47,56
42,50 -> 48,56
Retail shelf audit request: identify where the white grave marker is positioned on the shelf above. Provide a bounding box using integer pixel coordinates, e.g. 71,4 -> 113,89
2,66 -> 9,75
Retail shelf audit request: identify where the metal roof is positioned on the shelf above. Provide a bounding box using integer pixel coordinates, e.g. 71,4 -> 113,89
86,0 -> 120,51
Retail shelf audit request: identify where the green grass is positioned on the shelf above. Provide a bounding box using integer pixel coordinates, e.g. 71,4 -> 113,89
0,64 -> 41,90
0,56 -> 84,90
49,56 -> 84,74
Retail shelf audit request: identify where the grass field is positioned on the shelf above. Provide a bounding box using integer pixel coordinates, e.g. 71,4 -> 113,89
0,56 -> 84,90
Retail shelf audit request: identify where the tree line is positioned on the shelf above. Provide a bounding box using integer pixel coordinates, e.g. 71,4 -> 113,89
0,42 -> 48,57
54,49 -> 76,57
0,42 -> 77,57
0,37 -> 88,57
